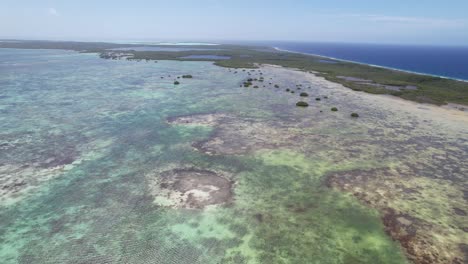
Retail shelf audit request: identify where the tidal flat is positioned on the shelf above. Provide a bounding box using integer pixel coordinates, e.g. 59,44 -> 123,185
0,48 -> 467,264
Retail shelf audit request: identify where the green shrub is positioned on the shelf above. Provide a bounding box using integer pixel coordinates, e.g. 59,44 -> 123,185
351,113 -> 359,117
331,107 -> 338,111
316,98 -> 321,101
182,75 -> 193,78
296,101 -> 309,107
174,81 -> 180,85
300,92 -> 309,97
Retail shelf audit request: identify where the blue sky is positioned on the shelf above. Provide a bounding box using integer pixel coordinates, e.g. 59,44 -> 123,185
1,0 -> 467,45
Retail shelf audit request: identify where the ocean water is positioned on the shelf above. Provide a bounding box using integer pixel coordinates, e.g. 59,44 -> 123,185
0,48 -> 466,263
269,42 -> 468,80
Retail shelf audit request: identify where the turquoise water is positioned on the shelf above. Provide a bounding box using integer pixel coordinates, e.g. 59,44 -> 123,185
0,48 -> 466,263
110,47 -> 221,52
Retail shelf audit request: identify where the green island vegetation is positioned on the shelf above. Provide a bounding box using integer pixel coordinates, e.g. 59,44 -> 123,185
351,113 -> 360,117
243,81 -> 253,87
331,107 -> 338,111
300,92 -> 309,97
182,74 -> 193,78
296,101 -> 309,107
1,40 -> 466,105
174,81 -> 180,85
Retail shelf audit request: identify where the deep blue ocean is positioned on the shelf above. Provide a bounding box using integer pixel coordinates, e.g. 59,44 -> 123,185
263,42 -> 468,81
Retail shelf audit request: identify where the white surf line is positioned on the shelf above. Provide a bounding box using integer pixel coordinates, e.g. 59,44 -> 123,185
273,47 -> 468,83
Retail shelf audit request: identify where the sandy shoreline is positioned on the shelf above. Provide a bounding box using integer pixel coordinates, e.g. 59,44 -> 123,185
273,47 -> 468,83
260,63 -> 468,125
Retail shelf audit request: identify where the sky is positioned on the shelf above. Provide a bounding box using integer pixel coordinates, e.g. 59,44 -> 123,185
1,0 -> 467,46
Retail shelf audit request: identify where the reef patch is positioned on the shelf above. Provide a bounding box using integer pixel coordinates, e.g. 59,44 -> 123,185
167,113 -> 227,127
167,113 -> 305,155
152,168 -> 233,209
326,168 -> 467,264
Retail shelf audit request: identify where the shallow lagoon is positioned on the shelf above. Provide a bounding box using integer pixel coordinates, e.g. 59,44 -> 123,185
179,55 -> 231,60
109,47 -> 221,52
0,49 -> 466,264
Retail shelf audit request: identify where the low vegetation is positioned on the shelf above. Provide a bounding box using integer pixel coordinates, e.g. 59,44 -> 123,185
296,101 -> 309,107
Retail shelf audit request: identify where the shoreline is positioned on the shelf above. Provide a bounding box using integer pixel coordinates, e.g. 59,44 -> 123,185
261,63 -> 468,116
273,47 -> 468,83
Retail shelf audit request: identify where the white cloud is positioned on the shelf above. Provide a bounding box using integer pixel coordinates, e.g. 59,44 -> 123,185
47,8 -> 59,16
